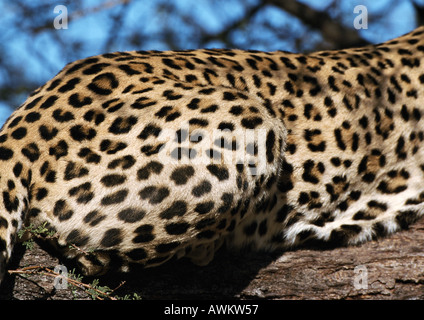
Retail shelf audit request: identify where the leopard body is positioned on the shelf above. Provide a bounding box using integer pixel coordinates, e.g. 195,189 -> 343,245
1,27 -> 424,279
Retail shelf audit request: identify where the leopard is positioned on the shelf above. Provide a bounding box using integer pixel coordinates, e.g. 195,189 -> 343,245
1,26 -> 424,283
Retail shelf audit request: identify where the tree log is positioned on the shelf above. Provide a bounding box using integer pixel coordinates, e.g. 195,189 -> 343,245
1,217 -> 423,300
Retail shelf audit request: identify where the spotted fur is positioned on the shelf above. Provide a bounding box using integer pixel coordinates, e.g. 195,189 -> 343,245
1,27 -> 424,280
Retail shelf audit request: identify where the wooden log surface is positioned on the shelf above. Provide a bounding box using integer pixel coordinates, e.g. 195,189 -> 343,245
1,217 -> 423,300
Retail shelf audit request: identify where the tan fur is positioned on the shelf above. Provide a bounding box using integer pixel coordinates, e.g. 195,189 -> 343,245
1,27 -> 424,281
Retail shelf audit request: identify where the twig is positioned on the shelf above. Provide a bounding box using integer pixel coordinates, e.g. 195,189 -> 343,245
8,265 -> 119,300
69,243 -> 90,255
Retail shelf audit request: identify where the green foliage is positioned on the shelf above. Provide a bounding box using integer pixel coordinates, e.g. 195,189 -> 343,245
66,268 -> 142,300
18,222 -> 56,250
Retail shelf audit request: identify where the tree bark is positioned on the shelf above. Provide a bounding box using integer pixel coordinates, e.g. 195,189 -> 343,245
1,217 -> 423,300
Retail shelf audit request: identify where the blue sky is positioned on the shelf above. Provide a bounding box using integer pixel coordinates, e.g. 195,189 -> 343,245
0,0 -> 421,126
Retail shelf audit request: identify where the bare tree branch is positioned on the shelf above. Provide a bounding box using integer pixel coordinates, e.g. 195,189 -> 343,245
263,0 -> 370,49
200,3 -> 264,46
